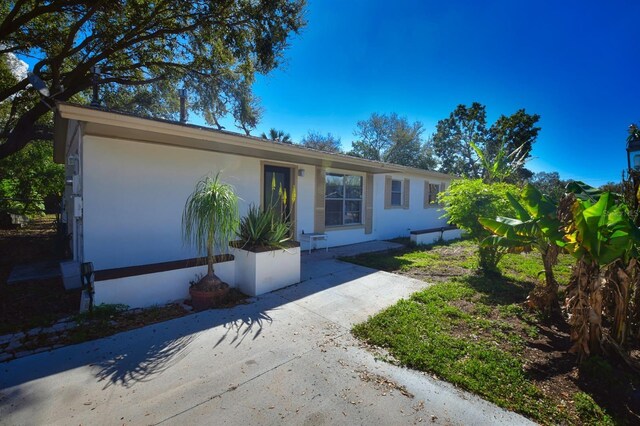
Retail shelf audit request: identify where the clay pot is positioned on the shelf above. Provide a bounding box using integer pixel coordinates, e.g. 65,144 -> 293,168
189,285 -> 229,311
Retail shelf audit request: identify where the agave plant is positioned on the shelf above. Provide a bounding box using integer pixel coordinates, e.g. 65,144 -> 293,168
479,183 -> 564,313
237,173 -> 296,251
182,174 -> 239,290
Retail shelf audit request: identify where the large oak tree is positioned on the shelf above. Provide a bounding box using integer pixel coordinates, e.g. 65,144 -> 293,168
0,0 -> 306,159
349,113 -> 427,168
432,102 -> 540,180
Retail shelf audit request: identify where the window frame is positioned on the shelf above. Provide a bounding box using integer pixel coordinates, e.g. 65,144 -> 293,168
324,172 -> 364,227
390,179 -> 403,207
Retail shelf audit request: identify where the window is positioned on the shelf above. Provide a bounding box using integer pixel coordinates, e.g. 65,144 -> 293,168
385,176 -> 409,209
325,173 -> 363,226
428,183 -> 440,204
391,180 -> 402,206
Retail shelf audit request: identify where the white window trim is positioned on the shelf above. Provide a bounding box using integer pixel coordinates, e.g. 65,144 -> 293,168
390,179 -> 403,207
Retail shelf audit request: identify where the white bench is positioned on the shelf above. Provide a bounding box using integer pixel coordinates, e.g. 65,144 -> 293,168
299,232 -> 328,254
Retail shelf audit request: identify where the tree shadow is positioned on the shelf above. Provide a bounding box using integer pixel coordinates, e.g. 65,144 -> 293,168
94,333 -> 196,389
460,272 -> 533,306
0,243 -> 383,393
89,300 -> 282,389
213,310 -> 273,349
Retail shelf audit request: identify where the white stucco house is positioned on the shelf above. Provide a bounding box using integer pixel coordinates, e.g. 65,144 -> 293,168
53,103 -> 456,308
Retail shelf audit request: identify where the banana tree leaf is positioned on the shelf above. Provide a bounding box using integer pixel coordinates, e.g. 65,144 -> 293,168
506,192 -> 531,221
523,183 -> 557,218
479,217 -> 539,241
582,192 -> 613,258
481,235 -> 533,250
566,181 -> 603,202
469,141 -> 485,164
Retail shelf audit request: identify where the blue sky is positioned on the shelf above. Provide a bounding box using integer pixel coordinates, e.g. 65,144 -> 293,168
231,0 -> 640,186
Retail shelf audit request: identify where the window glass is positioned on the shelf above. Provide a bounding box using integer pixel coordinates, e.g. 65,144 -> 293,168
429,183 -> 440,204
325,174 -> 344,199
325,200 -> 343,226
344,200 -> 362,224
345,175 -> 363,198
325,173 -> 363,226
391,179 -> 402,206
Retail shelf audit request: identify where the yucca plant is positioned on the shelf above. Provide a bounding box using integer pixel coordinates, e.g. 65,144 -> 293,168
182,174 -> 239,291
479,183 -> 564,314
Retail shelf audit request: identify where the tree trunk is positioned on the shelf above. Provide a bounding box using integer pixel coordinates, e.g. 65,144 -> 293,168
527,245 -> 560,315
206,244 -> 214,276
566,259 -> 602,361
0,104 -> 49,159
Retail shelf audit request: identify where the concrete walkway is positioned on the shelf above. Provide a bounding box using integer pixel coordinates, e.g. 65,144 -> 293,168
0,242 -> 534,425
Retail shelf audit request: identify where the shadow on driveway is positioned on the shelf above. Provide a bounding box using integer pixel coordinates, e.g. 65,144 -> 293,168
0,256 -> 380,392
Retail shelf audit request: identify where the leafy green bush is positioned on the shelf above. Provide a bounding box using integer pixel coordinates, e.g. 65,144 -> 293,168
0,140 -> 64,216
438,179 -> 518,271
236,204 -> 291,250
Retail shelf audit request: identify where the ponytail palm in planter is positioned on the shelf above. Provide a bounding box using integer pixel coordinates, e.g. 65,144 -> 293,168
182,174 -> 239,310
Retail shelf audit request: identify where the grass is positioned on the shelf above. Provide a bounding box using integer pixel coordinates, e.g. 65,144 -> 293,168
347,239 -> 620,425
353,276 -> 564,422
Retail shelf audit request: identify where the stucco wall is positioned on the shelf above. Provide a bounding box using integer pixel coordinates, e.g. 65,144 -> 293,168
82,135 -> 320,270
82,135 -> 262,270
294,166 -> 314,250
372,172 -> 450,240
80,134 -> 453,270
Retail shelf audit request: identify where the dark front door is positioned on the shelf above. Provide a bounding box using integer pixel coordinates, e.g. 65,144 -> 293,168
264,165 -> 292,216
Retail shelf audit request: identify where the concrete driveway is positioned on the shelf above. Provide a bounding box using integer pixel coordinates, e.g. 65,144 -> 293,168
0,242 -> 534,425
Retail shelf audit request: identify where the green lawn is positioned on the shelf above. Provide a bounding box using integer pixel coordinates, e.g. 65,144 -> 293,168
347,240 -> 618,425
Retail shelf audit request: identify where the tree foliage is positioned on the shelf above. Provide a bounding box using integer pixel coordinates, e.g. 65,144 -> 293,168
300,131 -> 342,153
529,171 -> 570,201
432,103 -> 540,180
487,109 -> 540,181
350,113 -> 425,168
0,0 -> 307,158
0,54 -> 63,217
261,128 -> 292,144
438,178 -> 518,271
0,140 -> 64,216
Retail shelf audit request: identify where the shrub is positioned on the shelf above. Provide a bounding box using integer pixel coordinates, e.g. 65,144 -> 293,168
438,179 -> 518,271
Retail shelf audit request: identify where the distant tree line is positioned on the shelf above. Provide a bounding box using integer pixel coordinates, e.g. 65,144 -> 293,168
264,102 -> 542,182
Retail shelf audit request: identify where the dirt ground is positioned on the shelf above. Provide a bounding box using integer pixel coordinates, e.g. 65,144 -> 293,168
388,243 -> 640,424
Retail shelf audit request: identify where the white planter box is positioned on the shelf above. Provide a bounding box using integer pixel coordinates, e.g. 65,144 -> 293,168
231,246 -> 301,296
411,232 -> 441,246
443,228 -> 463,241
410,227 -> 464,246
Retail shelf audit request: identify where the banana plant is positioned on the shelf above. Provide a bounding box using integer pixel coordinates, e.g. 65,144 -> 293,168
469,139 -> 528,184
560,185 -> 640,360
479,183 -> 563,313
